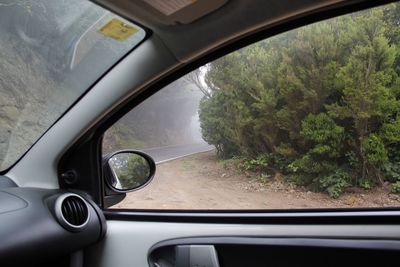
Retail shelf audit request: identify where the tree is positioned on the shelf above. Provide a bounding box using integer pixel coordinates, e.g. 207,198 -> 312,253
327,8 -> 398,183
198,3 -> 400,196
183,66 -> 215,98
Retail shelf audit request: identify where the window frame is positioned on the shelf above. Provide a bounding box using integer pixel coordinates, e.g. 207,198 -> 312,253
59,0 -> 400,217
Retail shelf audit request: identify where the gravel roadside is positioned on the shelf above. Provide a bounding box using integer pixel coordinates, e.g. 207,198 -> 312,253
114,151 -> 400,210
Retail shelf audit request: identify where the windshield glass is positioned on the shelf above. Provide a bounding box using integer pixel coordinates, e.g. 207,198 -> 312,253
0,0 -> 146,170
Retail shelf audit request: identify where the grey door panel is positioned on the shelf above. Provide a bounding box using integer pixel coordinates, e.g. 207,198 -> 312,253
85,220 -> 400,267
149,238 -> 400,267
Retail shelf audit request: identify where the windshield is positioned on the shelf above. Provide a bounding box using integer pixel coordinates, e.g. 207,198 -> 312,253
0,0 -> 146,170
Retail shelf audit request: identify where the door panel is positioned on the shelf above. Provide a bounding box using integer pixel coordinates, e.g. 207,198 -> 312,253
85,220 -> 400,267
150,238 -> 400,267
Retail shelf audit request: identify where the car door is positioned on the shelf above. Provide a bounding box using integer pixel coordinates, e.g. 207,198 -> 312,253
74,1 -> 400,266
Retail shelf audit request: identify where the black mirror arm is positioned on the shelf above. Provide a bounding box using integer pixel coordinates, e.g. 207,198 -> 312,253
102,155 -> 126,208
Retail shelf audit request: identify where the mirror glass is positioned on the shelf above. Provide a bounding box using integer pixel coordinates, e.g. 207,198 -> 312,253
107,152 -> 151,190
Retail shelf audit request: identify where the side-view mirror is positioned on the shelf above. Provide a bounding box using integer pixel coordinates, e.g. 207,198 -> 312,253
102,150 -> 156,192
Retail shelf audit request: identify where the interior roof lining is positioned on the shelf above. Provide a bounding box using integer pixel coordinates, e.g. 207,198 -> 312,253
92,0 -> 359,63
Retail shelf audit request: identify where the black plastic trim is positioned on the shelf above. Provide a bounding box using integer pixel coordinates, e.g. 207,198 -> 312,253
149,237 -> 400,253
54,193 -> 90,232
104,209 -> 400,224
58,130 -> 104,205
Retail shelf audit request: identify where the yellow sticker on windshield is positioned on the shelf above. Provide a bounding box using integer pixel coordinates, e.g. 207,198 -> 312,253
98,18 -> 138,41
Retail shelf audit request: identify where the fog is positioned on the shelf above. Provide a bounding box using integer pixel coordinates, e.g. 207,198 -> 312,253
103,77 -> 209,153
188,113 -> 204,142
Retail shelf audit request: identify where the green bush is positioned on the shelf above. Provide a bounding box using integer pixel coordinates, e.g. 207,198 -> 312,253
320,170 -> 350,198
359,179 -> 374,190
198,3 -> 400,197
240,154 -> 272,172
383,145 -> 400,182
391,181 -> 400,194
238,153 -> 293,177
383,162 -> 400,182
362,134 -> 388,167
288,173 -> 314,187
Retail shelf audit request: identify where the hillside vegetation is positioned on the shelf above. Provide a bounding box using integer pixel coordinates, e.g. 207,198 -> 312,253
199,4 -> 400,197
103,79 -> 204,154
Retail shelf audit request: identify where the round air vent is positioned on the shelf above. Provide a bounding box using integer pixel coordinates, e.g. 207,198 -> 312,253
55,193 -> 90,232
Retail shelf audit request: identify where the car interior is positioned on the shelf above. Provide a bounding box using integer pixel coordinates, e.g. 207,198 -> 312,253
1,0 -> 400,266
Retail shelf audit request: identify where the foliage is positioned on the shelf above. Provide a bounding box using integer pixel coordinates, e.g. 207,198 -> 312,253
199,93 -> 240,157
301,113 -> 344,158
320,170 -> 351,198
359,179 -> 374,191
383,144 -> 400,182
198,3 -> 400,197
362,134 -> 388,167
103,124 -> 146,154
392,181 -> 400,194
259,173 -> 271,184
104,78 -> 205,155
240,154 -> 271,172
114,154 -> 150,189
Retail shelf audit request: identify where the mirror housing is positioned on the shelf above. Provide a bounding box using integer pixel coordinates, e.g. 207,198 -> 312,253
102,150 -> 156,193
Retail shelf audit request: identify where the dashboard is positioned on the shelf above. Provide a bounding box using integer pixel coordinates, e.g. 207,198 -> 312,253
0,176 -> 106,266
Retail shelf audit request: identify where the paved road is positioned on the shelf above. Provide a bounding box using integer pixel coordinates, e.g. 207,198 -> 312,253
142,142 -> 214,164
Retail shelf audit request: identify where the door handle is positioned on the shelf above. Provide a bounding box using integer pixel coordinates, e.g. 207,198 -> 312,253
175,245 -> 220,267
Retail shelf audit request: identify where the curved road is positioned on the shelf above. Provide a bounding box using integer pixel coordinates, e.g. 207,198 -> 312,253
142,142 -> 214,164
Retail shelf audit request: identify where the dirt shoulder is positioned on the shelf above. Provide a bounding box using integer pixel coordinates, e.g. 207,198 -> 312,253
114,151 -> 400,209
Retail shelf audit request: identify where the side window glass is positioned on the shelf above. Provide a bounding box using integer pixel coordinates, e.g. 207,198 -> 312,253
104,3 -> 400,209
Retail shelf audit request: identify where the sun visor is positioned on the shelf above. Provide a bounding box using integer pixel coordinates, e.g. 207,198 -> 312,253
138,0 -> 228,25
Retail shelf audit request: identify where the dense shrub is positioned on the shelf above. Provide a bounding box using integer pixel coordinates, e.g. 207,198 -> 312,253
392,181 -> 400,194
199,4 -> 400,197
320,170 -> 351,198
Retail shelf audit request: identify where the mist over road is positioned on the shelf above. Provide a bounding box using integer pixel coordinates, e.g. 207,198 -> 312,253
142,142 -> 214,164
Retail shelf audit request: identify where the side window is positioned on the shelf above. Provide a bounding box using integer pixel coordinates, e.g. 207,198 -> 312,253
103,3 -> 400,209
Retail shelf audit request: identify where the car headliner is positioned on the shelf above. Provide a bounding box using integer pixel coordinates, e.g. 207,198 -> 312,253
93,0 -> 346,62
